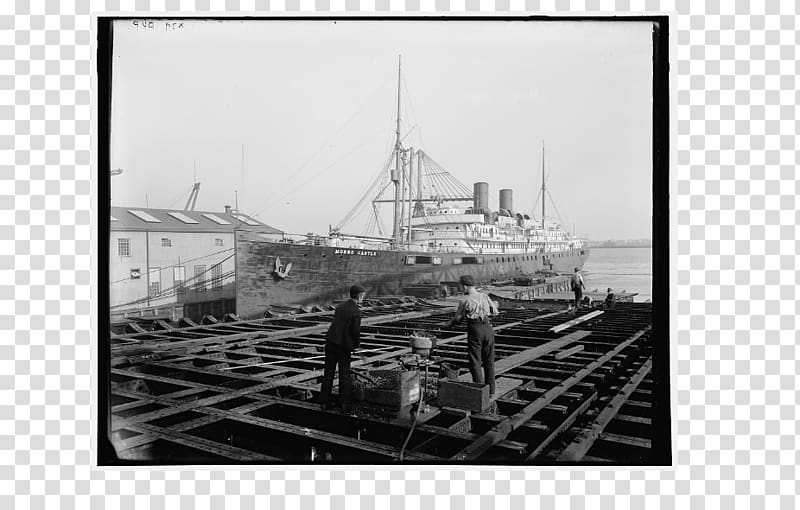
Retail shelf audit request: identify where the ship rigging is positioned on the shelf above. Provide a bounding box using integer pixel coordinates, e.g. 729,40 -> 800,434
332,56 -> 582,257
230,57 -> 590,315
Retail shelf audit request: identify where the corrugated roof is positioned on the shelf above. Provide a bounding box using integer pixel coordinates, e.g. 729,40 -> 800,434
110,206 -> 282,234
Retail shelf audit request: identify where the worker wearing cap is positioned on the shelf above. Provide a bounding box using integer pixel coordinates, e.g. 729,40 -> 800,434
320,284 -> 366,412
447,275 -> 499,395
570,267 -> 586,308
604,287 -> 616,309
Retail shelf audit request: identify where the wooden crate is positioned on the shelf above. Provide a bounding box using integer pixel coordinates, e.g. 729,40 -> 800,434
437,379 -> 491,412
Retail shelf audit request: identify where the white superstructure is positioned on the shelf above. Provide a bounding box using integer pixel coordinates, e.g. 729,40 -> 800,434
406,204 -> 587,254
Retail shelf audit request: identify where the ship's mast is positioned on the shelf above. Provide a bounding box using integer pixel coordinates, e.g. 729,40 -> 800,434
541,141 -> 546,230
392,56 -> 403,246
407,147 -> 414,246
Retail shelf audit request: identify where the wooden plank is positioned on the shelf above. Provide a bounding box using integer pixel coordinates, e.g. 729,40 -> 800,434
580,454 -> 614,463
524,391 -> 598,461
196,406 -> 441,461
219,345 -> 399,371
614,413 -> 652,426
111,393 -> 277,452
354,309 -> 571,375
113,388 -> 439,461
114,370 -> 516,462
554,344 -> 585,360
111,308 -> 432,360
622,399 -> 651,409
489,330 -> 591,375
122,422 -> 279,462
548,310 -> 604,333
470,403 -> 568,424
113,301 -> 416,341
454,330 -> 591,386
411,427 -> 528,457
516,388 -> 586,401
449,325 -> 651,461
598,432 -> 651,449
557,358 -> 652,462
109,307 -> 575,458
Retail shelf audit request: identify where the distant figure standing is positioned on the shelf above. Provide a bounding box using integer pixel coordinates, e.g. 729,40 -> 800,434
447,275 -> 499,395
570,267 -> 586,308
604,287 -> 616,309
320,284 -> 366,412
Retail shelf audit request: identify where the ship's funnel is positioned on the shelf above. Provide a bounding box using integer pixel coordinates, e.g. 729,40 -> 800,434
499,189 -> 513,214
473,182 -> 489,212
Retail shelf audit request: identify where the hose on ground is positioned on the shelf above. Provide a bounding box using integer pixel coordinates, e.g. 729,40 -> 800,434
398,397 -> 423,462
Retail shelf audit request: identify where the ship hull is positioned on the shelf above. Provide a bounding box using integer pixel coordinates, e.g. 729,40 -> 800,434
235,232 -> 590,319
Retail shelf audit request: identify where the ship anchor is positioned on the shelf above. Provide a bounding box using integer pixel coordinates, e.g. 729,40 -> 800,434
272,257 -> 292,279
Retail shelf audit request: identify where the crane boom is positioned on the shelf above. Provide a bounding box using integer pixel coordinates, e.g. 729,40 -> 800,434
184,182 -> 201,210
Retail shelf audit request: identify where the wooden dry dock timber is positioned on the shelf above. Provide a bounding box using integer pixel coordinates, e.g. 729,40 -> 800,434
107,299 -> 656,464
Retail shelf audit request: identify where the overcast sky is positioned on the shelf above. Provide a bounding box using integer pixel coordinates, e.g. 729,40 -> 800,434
110,19 -> 653,240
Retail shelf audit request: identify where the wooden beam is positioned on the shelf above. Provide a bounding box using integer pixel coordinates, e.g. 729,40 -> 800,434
199,406 -> 441,461
411,424 -> 528,456
122,422 -> 279,462
111,307 -> 434,361
524,391 -> 598,461
554,345 -> 585,360
598,432 -> 651,449
108,306 -> 579,460
613,414 -> 652,426
557,358 -> 652,462
580,454 -> 614,463
455,330 -> 591,384
548,310 -> 604,333
112,387 -> 439,461
449,325 -> 651,461
347,309 -> 570,375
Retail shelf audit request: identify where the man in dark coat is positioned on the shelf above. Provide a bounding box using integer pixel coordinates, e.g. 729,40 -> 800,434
446,275 -> 499,395
604,287 -> 616,309
320,284 -> 366,411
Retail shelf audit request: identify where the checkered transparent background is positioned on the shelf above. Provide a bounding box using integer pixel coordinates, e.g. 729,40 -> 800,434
2,0 -> 798,507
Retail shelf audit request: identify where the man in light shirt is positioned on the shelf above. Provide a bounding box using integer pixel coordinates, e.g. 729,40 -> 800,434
447,275 -> 499,395
570,267 -> 586,308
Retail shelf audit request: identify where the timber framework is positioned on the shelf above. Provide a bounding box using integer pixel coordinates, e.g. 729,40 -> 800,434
108,299 -> 658,464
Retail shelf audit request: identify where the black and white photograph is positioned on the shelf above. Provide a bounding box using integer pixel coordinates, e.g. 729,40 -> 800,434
98,15 -> 670,465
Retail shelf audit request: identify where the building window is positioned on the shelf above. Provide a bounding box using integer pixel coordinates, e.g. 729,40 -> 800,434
215,238 -> 224,247
161,238 -> 171,247
212,264 -> 222,290
148,267 -> 161,297
118,238 -> 130,257
174,266 -> 185,294
194,265 -> 206,292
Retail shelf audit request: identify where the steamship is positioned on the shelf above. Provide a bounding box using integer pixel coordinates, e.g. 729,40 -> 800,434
235,59 -> 589,319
